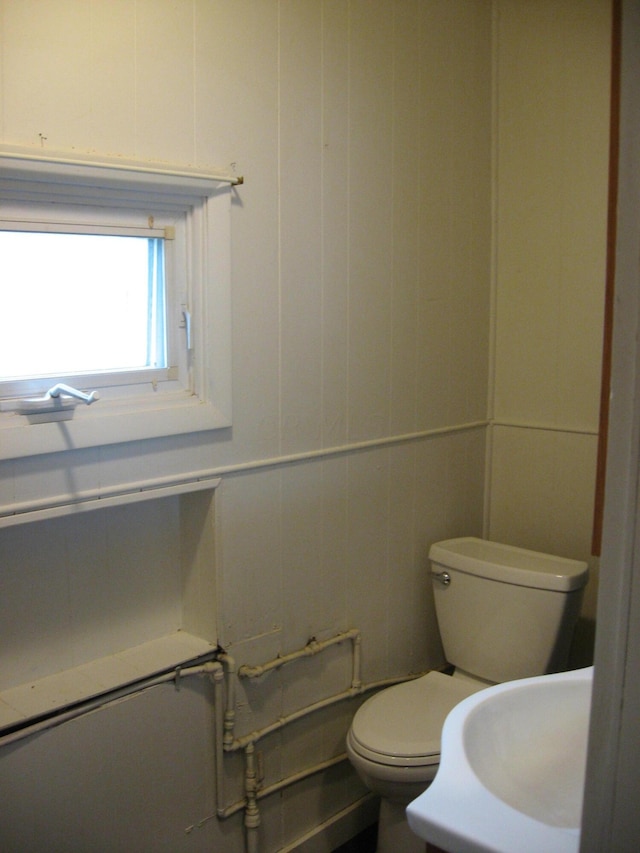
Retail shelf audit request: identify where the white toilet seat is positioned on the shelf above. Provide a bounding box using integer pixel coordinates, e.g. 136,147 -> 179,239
348,670 -> 483,769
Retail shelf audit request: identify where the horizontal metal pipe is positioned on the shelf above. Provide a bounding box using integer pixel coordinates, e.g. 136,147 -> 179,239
1,420 -> 487,526
217,752 -> 350,820
225,670 -> 425,753
0,657 -> 220,749
237,629 -> 360,679
491,418 -> 598,436
229,686 -> 360,751
257,752 -> 347,800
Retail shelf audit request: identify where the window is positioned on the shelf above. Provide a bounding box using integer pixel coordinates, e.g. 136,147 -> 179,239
0,229 -> 168,382
0,149 -> 236,460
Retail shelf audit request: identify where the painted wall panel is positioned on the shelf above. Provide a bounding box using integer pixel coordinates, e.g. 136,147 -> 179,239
388,1 -> 423,438
135,0 -> 196,164
0,499 -> 181,691
194,1 -> 282,465
490,427 -> 599,556
280,461 -> 325,650
346,1 -> 395,443
217,470 -> 283,647
0,680 -> 233,853
0,1 -> 493,850
1,0 -> 94,148
320,0 -> 350,450
492,0 -> 610,430
488,0 -> 610,629
279,1 -> 324,455
86,0 -> 137,154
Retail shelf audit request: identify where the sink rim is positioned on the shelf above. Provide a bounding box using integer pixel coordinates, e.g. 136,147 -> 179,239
406,666 -> 593,853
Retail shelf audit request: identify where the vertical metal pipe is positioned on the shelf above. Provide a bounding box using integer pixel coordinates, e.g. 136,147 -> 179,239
244,743 -> 261,853
351,631 -> 362,690
206,661 -> 228,819
218,652 -> 237,749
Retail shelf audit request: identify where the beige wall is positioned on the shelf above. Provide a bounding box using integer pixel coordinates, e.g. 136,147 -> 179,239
0,0 -> 612,847
0,2 -> 491,850
488,0 -> 611,625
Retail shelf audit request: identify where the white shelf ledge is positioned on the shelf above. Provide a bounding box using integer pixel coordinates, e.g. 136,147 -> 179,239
0,631 -> 215,733
0,471 -> 221,528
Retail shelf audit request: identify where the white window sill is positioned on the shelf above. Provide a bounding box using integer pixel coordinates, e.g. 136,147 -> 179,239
0,389 -> 230,460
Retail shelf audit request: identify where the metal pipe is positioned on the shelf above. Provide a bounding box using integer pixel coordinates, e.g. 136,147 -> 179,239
209,661 -> 228,820
237,629 -> 360,680
255,752 -> 347,801
217,652 -> 237,750
351,631 -> 362,690
0,657 -> 219,749
243,743 -> 261,853
214,627 -> 432,853
229,685 -> 359,752
1,420 -> 485,527
226,671 -> 421,754
218,752 -> 351,823
223,630 -> 362,753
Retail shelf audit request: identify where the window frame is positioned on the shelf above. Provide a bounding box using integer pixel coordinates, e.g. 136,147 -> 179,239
0,148 -> 234,460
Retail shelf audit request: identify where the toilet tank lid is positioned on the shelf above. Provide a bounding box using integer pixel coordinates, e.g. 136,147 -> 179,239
429,537 -> 588,592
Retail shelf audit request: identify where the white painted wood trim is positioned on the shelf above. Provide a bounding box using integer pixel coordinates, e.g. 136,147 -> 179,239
0,631 -> 216,735
0,473 -> 221,528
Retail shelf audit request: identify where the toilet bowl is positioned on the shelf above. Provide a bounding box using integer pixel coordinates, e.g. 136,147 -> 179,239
347,671 -> 486,853
346,537 -> 589,853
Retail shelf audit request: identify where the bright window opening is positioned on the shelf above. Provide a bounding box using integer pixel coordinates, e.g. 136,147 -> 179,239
0,230 -> 167,381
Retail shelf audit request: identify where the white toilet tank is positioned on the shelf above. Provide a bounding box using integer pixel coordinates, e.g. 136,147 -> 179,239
429,537 -> 589,684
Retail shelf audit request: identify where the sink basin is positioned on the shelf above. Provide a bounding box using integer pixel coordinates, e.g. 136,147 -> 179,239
406,666 -> 593,853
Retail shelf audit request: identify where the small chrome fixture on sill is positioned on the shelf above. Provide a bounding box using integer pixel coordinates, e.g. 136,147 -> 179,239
0,382 -> 100,422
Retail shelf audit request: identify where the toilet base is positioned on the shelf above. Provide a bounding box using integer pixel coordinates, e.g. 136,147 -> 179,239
376,797 -> 425,853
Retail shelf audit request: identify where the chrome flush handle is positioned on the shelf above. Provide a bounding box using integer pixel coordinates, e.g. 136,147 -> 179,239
431,571 -> 451,586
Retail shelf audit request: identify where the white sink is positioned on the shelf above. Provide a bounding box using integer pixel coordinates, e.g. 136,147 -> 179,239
406,666 -> 593,853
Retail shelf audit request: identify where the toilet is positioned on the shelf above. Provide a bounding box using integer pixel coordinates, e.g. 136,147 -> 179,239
346,537 -> 589,853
